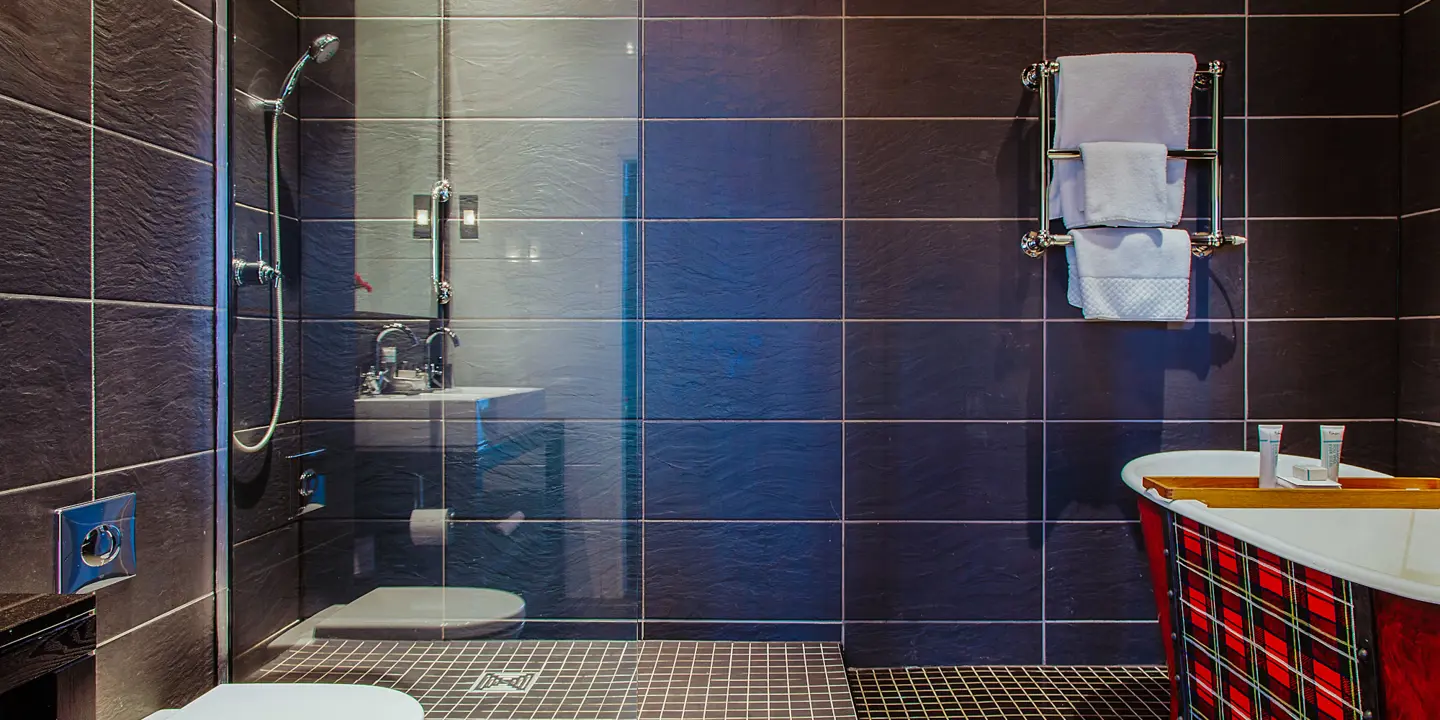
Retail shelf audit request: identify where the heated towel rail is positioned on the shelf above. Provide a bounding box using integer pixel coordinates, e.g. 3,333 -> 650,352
1019,59 -> 1247,258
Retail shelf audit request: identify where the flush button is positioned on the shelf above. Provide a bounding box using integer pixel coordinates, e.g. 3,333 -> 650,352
81,524 -> 124,567
56,493 -> 137,593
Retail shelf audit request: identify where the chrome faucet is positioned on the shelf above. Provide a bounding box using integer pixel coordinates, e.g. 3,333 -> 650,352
424,327 -> 460,389
365,323 -> 419,395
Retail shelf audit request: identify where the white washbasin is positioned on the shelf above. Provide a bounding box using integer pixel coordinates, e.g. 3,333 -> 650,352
1121,449 -> 1390,497
354,386 -> 544,421
356,386 -> 540,404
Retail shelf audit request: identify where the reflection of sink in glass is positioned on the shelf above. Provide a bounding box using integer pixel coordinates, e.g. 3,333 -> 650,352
357,386 -> 541,403
356,386 -> 544,421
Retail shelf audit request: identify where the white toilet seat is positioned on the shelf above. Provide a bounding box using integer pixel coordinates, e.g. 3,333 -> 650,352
156,683 -> 423,719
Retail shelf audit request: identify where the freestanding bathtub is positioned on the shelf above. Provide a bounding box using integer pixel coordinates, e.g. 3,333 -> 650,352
1123,450 -> 1440,720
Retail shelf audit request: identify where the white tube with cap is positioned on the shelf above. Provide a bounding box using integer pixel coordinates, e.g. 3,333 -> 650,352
1258,425 -> 1284,488
1321,425 -> 1346,484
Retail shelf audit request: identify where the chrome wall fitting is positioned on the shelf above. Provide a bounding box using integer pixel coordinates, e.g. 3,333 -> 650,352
431,179 -> 452,305
232,232 -> 280,286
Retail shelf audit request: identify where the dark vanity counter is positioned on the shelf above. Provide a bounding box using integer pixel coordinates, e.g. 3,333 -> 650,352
0,594 -> 96,719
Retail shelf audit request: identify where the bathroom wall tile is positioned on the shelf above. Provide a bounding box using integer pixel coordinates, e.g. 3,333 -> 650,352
644,522 -> 841,621
1248,220 -> 1399,319
847,523 -> 1043,621
1047,322 -> 1244,421
178,0 -> 215,18
644,422 -> 842,520
846,120 -> 1033,219
449,1 -> 636,16
447,19 -> 637,118
94,453 -> 216,643
645,19 -> 840,119
0,0 -> 92,121
1251,118 -> 1399,218
847,0 -> 1043,15
1245,421 -> 1397,475
1047,422 -> 1244,521
232,423 -> 302,543
1403,212 -> 1440,317
300,320 -> 388,419
231,526 -> 301,654
1398,420 -> 1440,476
96,597 -> 216,720
94,132 -> 215,307
447,320 -> 630,420
846,221 -> 1042,320
233,95 -> 299,215
1046,523 -> 1156,621
1405,0 -> 1440,113
644,0 -> 841,16
1046,16 -> 1246,113
643,622 -> 840,642
232,318 -> 301,432
1047,0 -> 1242,11
300,120 -> 440,219
1249,320 -> 1397,420
300,19 -> 441,119
355,519 -> 445,588
846,422 -> 1043,521
842,623 -> 1043,667
846,19 -> 1040,119
300,220 -> 423,320
299,0 -> 442,16
233,0 -> 298,101
0,298 -> 92,492
95,0 -> 215,160
445,420 -> 631,521
94,305 -> 216,471
645,322 -> 842,420
1403,106 -> 1440,215
645,222 -> 843,320
344,421 -> 442,519
1250,0 -> 1398,13
0,98 -> 90,298
233,206 -> 302,319
0,478 -> 91,593
447,121 -> 638,219
298,519 -> 359,616
1401,319 -> 1440,423
1047,623 -> 1165,665
520,622 -> 638,641
645,121 -> 842,219
449,221 -> 631,320
846,322 -> 1043,420
1249,16 -> 1398,117
447,521 -> 638,619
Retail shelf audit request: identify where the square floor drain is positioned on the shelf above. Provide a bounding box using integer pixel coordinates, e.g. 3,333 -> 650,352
469,671 -> 539,694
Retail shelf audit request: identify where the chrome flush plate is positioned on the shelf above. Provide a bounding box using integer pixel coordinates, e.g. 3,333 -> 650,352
56,493 -> 137,593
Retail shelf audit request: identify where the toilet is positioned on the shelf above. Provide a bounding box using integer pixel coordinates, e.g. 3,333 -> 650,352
267,586 -> 527,653
144,684 -> 423,719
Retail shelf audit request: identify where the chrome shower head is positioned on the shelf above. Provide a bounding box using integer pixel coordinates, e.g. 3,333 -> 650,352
310,34 -> 341,64
268,35 -> 342,114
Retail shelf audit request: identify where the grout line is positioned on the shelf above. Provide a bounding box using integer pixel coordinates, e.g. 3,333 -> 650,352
1402,96 -> 1440,117
1243,0 -> 1252,450
97,593 -> 216,649
167,0 -> 214,24
0,448 -> 226,499
90,0 -> 97,499
839,0 -> 848,649
1040,0 -> 1048,664
1407,0 -> 1432,13
91,123 -> 216,167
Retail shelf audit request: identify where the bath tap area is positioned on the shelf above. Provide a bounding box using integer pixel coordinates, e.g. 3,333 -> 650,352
1,0 -> 1438,719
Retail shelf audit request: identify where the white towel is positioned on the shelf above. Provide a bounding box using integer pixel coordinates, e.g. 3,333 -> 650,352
1067,228 -> 1191,322
1049,53 -> 1197,229
1079,141 -> 1182,227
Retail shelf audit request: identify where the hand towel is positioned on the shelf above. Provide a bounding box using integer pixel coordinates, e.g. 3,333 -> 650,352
1079,141 -> 1182,227
1048,53 -> 1197,229
1067,228 -> 1191,321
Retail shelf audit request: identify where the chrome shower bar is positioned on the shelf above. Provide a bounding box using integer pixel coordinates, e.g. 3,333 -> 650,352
1019,59 -> 1247,259
430,179 -> 452,305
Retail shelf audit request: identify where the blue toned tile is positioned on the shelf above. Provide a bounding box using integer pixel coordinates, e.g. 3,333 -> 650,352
846,423 -> 1042,521
1399,421 -> 1440,477
643,19 -> 842,119
645,222 -> 843,320
845,322 -> 1042,420
644,522 -> 841,621
1046,322 -> 1244,421
447,521 -> 638,620
356,520 -> 444,590
1252,320 -> 1396,421
843,623 -> 1043,667
519,622 -> 639,641
846,523 -> 1042,621
1047,623 -> 1165,665
644,121 -> 843,219
446,421 -> 631,521
645,422 -> 842,520
645,322 -> 842,420
1046,523 -> 1157,621
846,221 -> 1041,320
643,622 -> 841,642
645,0 -> 841,16
0,297 -> 91,491
447,321 -> 632,420
1047,422 -> 1243,521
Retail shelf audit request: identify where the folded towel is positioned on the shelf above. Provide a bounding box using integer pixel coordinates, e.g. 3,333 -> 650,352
1067,228 -> 1191,321
1049,53 -> 1197,229
1079,141 -> 1183,227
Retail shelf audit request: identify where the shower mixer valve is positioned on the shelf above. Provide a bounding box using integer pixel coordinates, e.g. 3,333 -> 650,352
232,231 -> 280,287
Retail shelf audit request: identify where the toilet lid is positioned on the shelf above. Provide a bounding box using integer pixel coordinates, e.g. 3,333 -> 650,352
315,586 -> 526,640
169,684 -> 423,720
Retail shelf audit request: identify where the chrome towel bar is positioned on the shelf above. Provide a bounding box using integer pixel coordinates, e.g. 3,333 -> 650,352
1020,59 -> 1246,259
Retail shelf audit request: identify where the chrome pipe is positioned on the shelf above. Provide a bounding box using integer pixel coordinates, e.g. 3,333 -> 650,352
431,179 -> 452,305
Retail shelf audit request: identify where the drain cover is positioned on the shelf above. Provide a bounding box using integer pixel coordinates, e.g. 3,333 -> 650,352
469,671 -> 539,694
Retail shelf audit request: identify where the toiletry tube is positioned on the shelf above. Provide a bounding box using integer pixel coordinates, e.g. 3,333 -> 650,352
1321,425 -> 1346,484
1258,425 -> 1284,489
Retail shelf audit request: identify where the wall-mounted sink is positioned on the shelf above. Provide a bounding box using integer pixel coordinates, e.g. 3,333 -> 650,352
355,386 -> 544,420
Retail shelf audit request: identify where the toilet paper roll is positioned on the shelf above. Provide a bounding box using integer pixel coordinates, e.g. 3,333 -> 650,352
410,508 -> 454,546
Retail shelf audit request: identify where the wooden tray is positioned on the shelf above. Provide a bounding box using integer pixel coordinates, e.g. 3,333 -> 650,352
1142,476 -> 1440,509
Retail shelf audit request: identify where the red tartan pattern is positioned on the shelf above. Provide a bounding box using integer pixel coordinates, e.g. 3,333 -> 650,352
1170,515 -> 1369,720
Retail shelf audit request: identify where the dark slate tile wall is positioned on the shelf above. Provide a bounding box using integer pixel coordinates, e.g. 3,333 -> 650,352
637,1 -> 1401,668
1399,0 -> 1440,477
230,0 -> 306,678
0,0 -> 220,716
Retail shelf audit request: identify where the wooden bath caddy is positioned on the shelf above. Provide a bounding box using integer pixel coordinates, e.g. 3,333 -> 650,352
1142,476 -> 1440,509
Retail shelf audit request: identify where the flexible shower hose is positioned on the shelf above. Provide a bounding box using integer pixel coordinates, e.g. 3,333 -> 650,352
233,107 -> 287,454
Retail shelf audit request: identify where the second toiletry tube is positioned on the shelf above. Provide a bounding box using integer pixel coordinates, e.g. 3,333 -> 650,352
1259,425 -> 1284,488
1321,425 -> 1346,484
